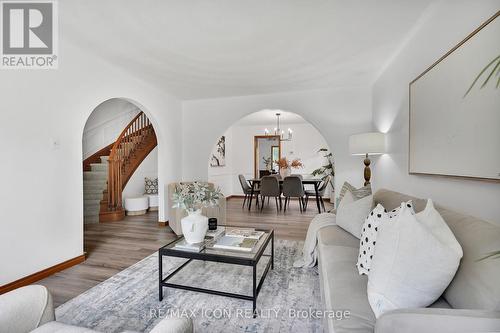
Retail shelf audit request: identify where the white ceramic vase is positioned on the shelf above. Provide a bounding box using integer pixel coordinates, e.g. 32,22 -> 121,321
280,167 -> 291,178
181,210 -> 208,244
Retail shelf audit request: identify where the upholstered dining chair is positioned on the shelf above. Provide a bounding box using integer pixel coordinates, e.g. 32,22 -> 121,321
305,174 -> 331,212
282,176 -> 306,212
259,176 -> 282,213
238,174 -> 259,209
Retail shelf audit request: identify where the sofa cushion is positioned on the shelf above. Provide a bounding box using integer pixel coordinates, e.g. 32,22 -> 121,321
318,225 -> 376,333
374,189 -> 500,311
318,224 -> 360,248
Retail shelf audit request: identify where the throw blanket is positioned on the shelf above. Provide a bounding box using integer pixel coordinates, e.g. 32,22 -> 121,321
293,213 -> 337,268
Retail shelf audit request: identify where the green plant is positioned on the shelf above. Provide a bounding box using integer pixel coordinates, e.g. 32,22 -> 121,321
172,182 -> 222,213
465,55 -> 500,261
311,148 -> 335,189
464,54 -> 500,97
478,250 -> 500,261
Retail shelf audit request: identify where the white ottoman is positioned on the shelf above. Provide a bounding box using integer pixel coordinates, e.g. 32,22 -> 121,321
146,194 -> 159,211
124,196 -> 149,216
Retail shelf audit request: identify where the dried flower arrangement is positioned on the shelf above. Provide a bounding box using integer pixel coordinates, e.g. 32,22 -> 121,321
275,157 -> 303,170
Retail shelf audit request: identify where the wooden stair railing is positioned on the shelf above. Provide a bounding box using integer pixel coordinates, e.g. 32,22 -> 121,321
100,111 -> 157,222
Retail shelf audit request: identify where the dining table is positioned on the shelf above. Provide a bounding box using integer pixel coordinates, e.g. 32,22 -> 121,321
247,178 -> 324,213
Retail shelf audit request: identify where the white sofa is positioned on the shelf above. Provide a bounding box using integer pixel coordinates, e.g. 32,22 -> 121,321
0,285 -> 193,333
317,189 -> 500,332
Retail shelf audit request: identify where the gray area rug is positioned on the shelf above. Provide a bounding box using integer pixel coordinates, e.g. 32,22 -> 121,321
56,240 -> 323,332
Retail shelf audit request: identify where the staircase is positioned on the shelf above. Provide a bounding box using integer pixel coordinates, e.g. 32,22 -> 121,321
83,111 -> 157,223
83,156 -> 109,223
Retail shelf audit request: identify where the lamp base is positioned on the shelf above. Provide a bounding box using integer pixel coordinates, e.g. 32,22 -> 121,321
363,153 -> 371,186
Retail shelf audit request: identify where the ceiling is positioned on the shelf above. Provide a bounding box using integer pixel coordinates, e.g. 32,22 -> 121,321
61,0 -> 435,100
234,110 -> 306,127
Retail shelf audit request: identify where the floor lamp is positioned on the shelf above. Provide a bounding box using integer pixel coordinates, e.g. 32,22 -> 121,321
349,132 -> 386,186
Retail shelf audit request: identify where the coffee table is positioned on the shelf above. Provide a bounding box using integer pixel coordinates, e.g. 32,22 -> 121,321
158,227 -> 274,316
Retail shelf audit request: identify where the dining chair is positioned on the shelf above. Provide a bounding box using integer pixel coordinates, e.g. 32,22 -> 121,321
305,175 -> 331,212
282,176 -> 306,212
259,176 -> 282,213
238,174 -> 259,209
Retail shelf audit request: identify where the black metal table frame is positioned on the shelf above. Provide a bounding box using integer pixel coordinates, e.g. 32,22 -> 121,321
248,178 -> 323,213
159,230 -> 274,317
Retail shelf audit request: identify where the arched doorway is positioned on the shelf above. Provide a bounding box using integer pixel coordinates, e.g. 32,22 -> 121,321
82,98 -> 159,224
207,109 -> 334,210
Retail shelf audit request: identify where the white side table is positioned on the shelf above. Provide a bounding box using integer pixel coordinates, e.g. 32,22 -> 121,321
124,196 -> 149,216
146,194 -> 159,211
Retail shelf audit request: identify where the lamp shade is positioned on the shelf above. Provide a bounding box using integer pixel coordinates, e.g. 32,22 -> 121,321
349,132 -> 386,155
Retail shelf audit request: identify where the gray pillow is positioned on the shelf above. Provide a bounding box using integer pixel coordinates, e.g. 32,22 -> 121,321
336,190 -> 374,239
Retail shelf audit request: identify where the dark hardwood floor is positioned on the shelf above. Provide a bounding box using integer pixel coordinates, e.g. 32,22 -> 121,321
37,197 -> 332,306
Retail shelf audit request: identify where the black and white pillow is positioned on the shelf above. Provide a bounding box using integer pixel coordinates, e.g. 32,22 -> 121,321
388,200 -> 415,219
356,200 -> 415,275
357,204 -> 387,275
144,177 -> 158,194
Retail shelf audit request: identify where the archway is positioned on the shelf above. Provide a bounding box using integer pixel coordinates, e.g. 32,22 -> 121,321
82,98 -> 160,224
207,109 -> 335,210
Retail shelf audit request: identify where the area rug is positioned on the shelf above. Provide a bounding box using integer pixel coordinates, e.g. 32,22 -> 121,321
56,240 -> 323,332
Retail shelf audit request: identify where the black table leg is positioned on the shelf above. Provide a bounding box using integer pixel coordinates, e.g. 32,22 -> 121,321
314,182 -> 321,213
271,233 -> 274,270
248,181 -> 255,211
253,264 -> 257,318
158,250 -> 163,301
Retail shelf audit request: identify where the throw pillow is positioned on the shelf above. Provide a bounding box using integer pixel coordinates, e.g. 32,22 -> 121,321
388,200 -> 415,219
338,182 -> 372,202
336,190 -> 373,239
357,204 -> 387,275
145,177 -> 158,194
367,199 -> 463,318
357,200 -> 415,275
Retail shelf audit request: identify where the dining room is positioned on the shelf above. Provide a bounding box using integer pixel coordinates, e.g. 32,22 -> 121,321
207,109 -> 335,222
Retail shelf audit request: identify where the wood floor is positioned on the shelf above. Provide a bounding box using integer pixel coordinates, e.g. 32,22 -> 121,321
37,197 -> 331,306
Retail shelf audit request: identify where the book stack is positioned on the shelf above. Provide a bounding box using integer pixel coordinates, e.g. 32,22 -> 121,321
213,228 -> 265,252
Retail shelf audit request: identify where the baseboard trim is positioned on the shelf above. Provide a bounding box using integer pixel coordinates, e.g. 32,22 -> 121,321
158,220 -> 169,227
226,195 -> 246,199
0,254 -> 86,295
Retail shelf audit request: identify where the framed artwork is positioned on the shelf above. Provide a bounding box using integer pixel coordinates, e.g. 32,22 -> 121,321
210,136 -> 226,167
409,12 -> 500,181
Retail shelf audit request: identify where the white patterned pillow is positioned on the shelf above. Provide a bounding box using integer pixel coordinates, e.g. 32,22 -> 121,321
357,204 -> 387,275
356,200 -> 415,275
144,177 -> 158,194
388,200 -> 415,219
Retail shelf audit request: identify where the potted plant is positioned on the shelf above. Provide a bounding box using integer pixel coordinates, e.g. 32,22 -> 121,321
172,182 -> 222,244
276,157 -> 303,178
311,148 -> 335,203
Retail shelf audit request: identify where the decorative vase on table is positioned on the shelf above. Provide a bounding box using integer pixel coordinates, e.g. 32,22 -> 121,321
280,167 -> 291,178
172,181 -> 223,244
181,209 -> 208,244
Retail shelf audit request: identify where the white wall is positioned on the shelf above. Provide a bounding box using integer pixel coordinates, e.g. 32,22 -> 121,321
123,147 -> 158,200
0,38 -> 182,285
184,87 -> 373,196
208,122 -> 331,196
372,0 -> 500,224
82,99 -> 139,159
